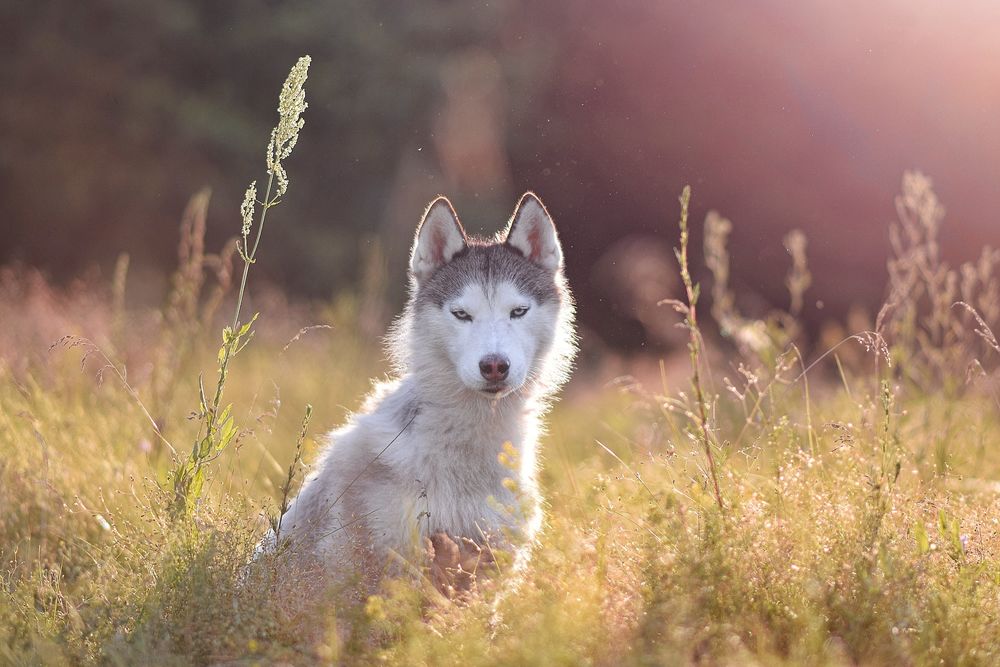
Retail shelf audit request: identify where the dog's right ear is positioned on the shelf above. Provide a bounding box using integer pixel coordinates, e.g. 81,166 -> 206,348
410,196 -> 467,284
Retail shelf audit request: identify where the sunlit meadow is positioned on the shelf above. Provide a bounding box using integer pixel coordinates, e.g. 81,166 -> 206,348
3,59 -> 1000,666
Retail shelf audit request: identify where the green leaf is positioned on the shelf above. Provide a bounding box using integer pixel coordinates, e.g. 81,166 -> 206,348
189,468 -> 205,504
197,435 -> 213,459
236,312 -> 260,338
218,417 -> 237,450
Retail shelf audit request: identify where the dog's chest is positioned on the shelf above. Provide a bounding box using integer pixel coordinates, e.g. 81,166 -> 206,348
388,415 -> 527,538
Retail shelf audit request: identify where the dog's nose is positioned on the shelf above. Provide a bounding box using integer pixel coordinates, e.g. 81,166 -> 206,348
479,354 -> 510,382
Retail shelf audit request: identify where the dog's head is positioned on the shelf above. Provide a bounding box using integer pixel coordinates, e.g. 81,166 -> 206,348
400,192 -> 573,399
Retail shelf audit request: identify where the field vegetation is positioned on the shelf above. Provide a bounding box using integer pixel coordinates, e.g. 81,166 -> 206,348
3,60 -> 1000,666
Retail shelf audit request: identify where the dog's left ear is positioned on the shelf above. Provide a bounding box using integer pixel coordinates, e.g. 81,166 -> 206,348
504,192 -> 563,272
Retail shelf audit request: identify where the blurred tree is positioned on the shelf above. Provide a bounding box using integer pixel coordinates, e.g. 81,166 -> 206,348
0,0 -> 540,305
5,1 -> 1000,349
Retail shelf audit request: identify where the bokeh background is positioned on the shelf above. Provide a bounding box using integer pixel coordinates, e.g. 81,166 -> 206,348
4,0 -> 1000,350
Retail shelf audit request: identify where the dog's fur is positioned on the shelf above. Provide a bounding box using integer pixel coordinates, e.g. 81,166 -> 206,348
268,192 -> 576,588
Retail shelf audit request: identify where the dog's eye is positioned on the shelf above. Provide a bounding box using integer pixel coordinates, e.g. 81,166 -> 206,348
451,309 -> 472,322
510,306 -> 529,319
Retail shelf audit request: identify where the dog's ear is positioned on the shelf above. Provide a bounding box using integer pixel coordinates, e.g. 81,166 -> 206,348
503,192 -> 562,272
411,196 -> 467,283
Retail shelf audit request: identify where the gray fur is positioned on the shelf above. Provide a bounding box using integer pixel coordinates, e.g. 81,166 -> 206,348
416,241 -> 561,308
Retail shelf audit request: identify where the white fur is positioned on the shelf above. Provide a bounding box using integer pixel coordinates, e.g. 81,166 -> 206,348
435,281 -> 550,396
265,193 -> 576,588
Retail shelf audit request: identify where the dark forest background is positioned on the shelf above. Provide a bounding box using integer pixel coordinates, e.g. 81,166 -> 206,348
3,0 -> 1000,348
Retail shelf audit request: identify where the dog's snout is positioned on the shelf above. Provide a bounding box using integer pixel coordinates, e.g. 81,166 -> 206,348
479,354 -> 510,382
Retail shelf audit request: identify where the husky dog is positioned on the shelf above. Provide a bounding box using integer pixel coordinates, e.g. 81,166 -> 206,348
269,192 -> 575,588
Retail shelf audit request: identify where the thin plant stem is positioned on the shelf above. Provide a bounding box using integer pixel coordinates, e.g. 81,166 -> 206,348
791,344 -> 816,457
233,171 -> 275,331
672,186 -> 724,512
207,171 -> 275,431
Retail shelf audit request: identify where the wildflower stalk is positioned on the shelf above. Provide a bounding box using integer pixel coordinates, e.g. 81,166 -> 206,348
666,186 -> 724,512
170,56 -> 311,516
272,403 -> 312,547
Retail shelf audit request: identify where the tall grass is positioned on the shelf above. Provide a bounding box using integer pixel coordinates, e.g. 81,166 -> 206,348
170,55 -> 311,517
2,82 -> 1000,665
662,185 -> 724,512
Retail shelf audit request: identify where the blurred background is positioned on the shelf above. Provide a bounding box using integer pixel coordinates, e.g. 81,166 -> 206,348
3,0 -> 1000,351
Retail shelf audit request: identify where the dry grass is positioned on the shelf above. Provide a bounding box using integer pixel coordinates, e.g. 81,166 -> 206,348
3,173 -> 1000,665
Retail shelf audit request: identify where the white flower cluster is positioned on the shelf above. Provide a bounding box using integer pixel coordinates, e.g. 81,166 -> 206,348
239,56 -> 311,257
240,180 -> 257,241
267,55 -> 311,199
